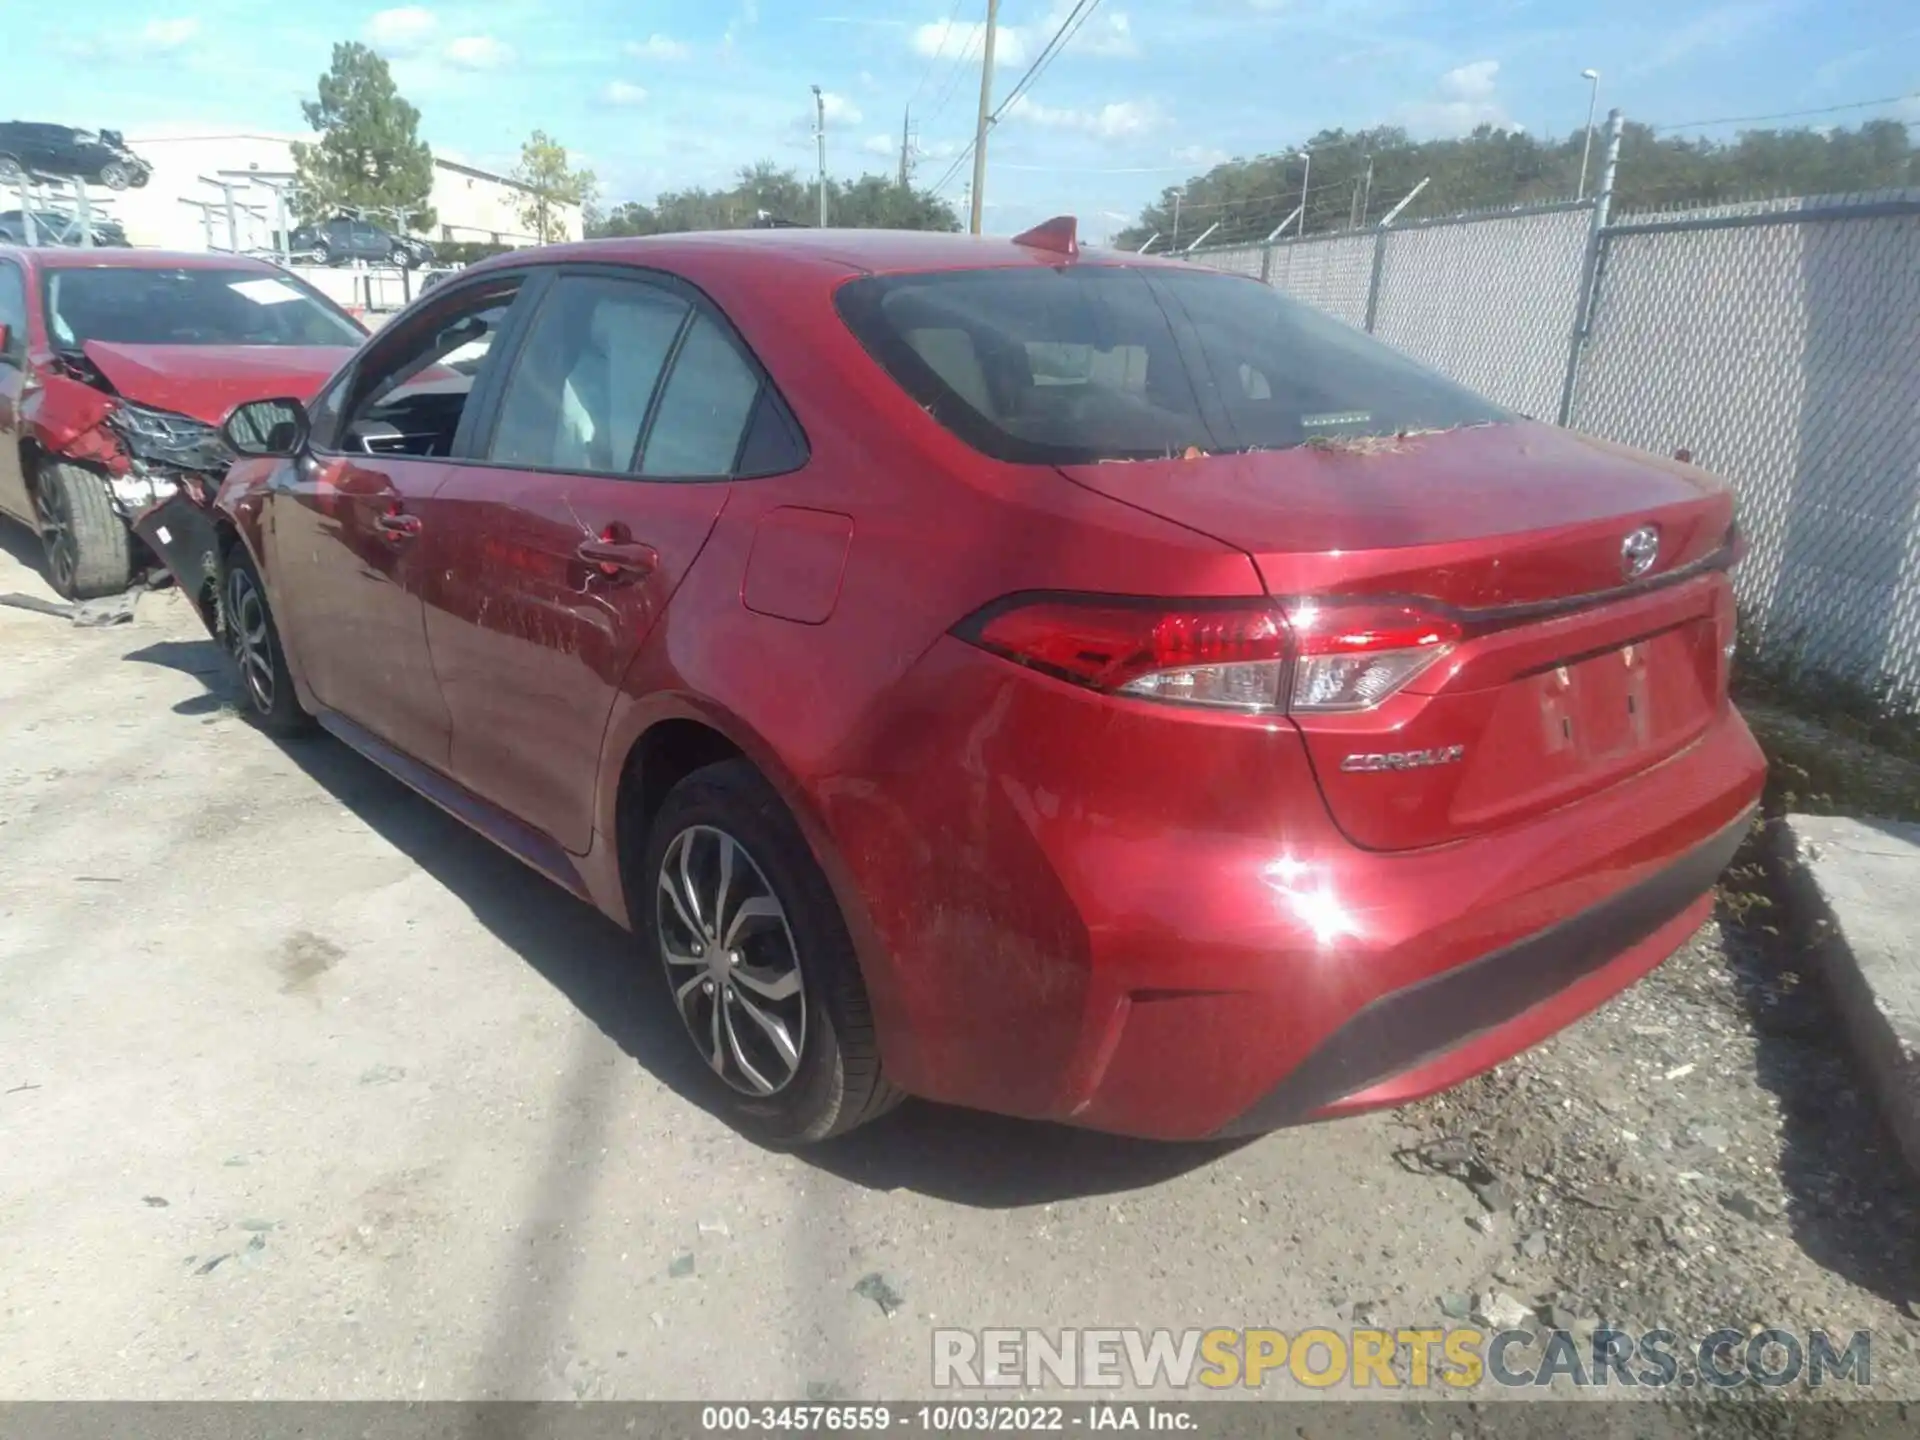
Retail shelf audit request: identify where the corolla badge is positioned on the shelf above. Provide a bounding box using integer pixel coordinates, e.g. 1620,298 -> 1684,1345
1622,525 -> 1660,580
1339,745 -> 1466,773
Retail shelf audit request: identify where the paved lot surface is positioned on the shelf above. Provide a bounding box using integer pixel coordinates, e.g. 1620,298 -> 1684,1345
2,521 -> 1916,1405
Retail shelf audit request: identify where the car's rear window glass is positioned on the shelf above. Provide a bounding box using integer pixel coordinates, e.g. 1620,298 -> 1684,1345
834,265 -> 1511,465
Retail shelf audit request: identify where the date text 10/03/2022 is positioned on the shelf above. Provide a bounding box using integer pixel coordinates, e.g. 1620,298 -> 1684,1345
701,1406 -> 1195,1431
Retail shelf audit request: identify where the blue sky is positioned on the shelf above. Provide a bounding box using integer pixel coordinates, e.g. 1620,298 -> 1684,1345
7,1 -> 1917,238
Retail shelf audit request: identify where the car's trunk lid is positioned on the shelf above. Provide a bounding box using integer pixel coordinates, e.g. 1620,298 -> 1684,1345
1056,421 -> 1740,850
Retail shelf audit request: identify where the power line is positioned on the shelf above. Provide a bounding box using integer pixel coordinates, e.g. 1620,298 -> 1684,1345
1649,91 -> 1920,134
994,0 -> 1100,120
907,0 -> 969,113
930,0 -> 1109,198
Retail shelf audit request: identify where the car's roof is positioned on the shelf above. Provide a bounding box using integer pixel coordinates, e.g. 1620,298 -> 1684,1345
0,246 -> 280,272
471,226 -> 1187,280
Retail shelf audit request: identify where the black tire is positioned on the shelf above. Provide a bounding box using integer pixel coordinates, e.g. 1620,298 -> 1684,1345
98,162 -> 130,191
639,760 -> 902,1145
0,154 -> 20,181
221,542 -> 313,737
389,244 -> 416,270
37,461 -> 133,600
312,238 -> 334,265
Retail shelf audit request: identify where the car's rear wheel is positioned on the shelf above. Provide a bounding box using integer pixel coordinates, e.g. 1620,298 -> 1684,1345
221,544 -> 313,736
0,154 -> 21,181
640,760 -> 902,1145
98,161 -> 130,190
38,462 -> 133,600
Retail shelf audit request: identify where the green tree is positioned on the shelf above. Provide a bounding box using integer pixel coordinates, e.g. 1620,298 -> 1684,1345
1114,118 -> 1917,249
587,164 -> 960,237
291,41 -> 436,232
513,131 -> 597,243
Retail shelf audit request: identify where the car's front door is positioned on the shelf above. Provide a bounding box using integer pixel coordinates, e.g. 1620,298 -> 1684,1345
265,273 -> 528,767
0,256 -> 33,525
350,221 -> 384,261
419,268 -> 773,854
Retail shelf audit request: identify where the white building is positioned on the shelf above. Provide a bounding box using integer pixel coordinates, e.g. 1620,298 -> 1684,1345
104,131 -> 581,253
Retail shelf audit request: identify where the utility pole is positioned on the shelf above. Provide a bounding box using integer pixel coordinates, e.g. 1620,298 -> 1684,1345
1297,150 -> 1311,238
968,0 -> 1000,235
812,84 -> 828,227
1359,155 -> 1374,227
899,107 -> 911,188
1577,69 -> 1601,200
1171,188 -> 1183,248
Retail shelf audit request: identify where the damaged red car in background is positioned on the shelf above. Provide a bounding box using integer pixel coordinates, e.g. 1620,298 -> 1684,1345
0,247 -> 365,599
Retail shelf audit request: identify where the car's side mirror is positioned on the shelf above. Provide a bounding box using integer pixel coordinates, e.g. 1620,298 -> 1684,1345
223,397 -> 310,458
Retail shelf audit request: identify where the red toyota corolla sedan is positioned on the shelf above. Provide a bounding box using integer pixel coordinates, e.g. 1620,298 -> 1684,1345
143,219 -> 1765,1145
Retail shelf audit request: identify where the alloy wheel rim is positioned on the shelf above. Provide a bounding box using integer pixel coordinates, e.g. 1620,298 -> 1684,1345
225,569 -> 275,713
41,486 -> 75,592
656,824 -> 806,1096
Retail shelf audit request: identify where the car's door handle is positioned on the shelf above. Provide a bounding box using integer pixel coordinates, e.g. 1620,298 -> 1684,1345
375,511 -> 423,541
577,537 -> 659,577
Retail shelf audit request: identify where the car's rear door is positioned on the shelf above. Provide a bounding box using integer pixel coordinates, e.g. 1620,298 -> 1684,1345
419,265 -> 779,854
264,270 -> 530,767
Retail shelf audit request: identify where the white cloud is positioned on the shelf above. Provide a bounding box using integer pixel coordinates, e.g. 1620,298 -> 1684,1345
142,18 -> 201,50
603,81 -> 649,106
912,19 -> 1031,68
1401,59 -> 1513,136
1059,7 -> 1139,57
819,92 -> 863,125
1628,1 -> 1788,80
445,35 -> 513,70
365,7 -> 436,55
1173,144 -> 1230,169
626,34 -> 691,62
1005,96 -> 1162,139
863,133 -> 898,156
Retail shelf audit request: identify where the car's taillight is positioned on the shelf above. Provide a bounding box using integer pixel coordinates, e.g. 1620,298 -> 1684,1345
954,595 -> 1459,715
960,598 -> 1289,711
1284,599 -> 1460,713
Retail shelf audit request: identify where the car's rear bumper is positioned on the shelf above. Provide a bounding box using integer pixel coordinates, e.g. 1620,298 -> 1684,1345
824,637 -> 1767,1140
1209,809 -> 1747,1136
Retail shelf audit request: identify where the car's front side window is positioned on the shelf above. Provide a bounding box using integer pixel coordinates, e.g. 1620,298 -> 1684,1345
332,277 -> 524,458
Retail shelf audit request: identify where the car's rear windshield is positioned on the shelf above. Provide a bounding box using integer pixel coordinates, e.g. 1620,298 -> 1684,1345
834,263 -> 1512,464
41,266 -> 366,349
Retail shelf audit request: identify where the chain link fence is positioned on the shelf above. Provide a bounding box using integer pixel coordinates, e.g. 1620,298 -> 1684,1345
1572,191 -> 1920,693
1181,165 -> 1920,702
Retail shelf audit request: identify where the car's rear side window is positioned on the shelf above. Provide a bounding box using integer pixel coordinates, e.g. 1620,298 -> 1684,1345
638,313 -> 763,478
487,275 -> 689,474
834,265 -> 1511,465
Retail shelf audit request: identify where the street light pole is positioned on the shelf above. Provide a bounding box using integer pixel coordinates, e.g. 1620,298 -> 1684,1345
1298,150 -> 1311,237
812,84 -> 828,226
968,0 -> 1000,235
1577,68 -> 1601,201
1171,187 -> 1183,248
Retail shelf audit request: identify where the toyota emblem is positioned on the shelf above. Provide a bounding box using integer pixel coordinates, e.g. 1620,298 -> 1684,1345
1622,526 -> 1660,580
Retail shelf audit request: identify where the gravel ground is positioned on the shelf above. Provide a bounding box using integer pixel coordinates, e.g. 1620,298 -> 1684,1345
3,523 -> 1918,1413
1407,839 -> 1920,1396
